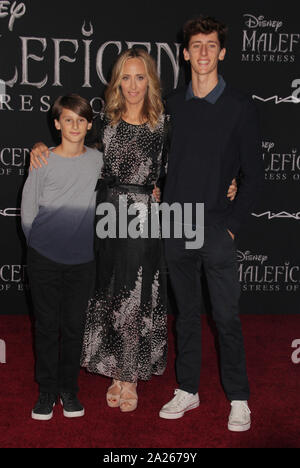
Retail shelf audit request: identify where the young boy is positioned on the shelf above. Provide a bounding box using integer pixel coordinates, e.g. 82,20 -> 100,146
21,94 -> 103,420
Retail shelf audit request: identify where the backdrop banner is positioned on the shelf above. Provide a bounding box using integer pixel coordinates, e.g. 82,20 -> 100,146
0,0 -> 299,314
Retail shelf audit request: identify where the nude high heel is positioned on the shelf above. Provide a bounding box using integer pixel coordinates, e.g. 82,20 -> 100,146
106,379 -> 122,408
119,382 -> 138,412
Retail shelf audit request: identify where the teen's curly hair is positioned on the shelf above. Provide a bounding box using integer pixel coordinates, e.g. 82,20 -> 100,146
183,16 -> 228,50
105,48 -> 164,129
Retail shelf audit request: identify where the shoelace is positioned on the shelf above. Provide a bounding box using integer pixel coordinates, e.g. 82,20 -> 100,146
61,393 -> 76,403
172,389 -> 190,404
230,401 -> 251,416
39,393 -> 49,403
39,393 -> 56,404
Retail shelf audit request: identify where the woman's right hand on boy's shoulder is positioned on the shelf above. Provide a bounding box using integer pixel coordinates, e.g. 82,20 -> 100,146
30,142 -> 50,170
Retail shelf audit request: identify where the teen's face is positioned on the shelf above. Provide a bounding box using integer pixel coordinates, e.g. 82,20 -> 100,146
55,108 -> 92,143
120,58 -> 149,106
183,31 -> 226,78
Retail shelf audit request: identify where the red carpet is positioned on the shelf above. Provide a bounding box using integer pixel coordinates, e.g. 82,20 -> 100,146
0,314 -> 300,448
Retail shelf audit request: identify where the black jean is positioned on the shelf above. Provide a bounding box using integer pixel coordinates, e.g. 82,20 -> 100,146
27,247 -> 95,394
164,224 -> 250,401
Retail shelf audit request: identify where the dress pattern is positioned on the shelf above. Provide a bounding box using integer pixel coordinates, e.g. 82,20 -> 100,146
81,113 -> 169,382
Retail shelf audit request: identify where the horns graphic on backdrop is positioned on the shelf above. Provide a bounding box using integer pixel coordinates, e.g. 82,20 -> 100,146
82,21 -> 93,37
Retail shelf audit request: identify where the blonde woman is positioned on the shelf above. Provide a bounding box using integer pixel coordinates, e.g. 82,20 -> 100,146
80,48 -> 170,412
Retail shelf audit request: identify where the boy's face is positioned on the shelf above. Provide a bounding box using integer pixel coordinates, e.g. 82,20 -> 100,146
54,108 -> 92,143
183,31 -> 226,79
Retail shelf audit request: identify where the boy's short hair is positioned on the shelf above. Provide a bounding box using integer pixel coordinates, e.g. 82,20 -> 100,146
52,94 -> 93,123
183,16 -> 228,50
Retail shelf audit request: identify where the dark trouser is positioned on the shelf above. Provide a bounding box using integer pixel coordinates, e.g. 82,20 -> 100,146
27,247 -> 95,395
165,224 -> 250,401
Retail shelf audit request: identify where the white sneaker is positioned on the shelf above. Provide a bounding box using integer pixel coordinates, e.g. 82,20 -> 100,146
159,389 -> 199,419
228,401 -> 251,432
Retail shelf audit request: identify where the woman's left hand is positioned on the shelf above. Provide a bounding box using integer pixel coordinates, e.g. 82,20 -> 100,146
153,185 -> 161,202
227,178 -> 237,201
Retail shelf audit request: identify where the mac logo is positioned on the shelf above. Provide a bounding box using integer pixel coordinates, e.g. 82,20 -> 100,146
252,211 -> 300,220
252,95 -> 300,104
0,208 -> 21,216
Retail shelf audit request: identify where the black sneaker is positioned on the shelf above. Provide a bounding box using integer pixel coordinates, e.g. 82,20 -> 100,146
31,392 -> 57,421
60,392 -> 85,418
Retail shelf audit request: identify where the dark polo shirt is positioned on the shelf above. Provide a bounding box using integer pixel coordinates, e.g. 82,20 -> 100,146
164,76 -> 263,234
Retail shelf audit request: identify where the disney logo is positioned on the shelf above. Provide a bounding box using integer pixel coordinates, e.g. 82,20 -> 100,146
262,141 -> 275,152
0,1 -> 26,31
237,250 -> 268,265
243,14 -> 283,32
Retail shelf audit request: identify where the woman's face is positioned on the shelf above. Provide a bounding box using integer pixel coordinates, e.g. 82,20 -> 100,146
120,58 -> 149,107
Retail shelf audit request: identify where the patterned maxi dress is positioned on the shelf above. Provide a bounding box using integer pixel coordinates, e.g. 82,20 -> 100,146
81,113 -> 169,383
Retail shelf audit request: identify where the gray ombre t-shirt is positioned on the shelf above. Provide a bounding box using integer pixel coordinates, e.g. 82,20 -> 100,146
21,147 -> 103,264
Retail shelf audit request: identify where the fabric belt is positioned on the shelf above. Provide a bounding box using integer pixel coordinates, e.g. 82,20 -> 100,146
95,176 -> 154,201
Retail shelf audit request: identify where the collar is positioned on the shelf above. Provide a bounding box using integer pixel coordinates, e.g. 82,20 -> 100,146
185,75 -> 226,104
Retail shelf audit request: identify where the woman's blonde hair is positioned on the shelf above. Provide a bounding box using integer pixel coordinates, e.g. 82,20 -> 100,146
105,48 -> 164,128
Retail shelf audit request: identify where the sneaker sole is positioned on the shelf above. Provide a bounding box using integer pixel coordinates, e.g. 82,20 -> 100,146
60,399 -> 85,418
31,403 -> 55,421
159,400 -> 200,420
228,421 -> 251,432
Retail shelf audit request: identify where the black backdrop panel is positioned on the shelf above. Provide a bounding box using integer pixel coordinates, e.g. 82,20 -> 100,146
0,0 -> 299,314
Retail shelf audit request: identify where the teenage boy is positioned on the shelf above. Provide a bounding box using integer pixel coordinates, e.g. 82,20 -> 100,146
160,16 -> 263,431
21,94 -> 103,420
